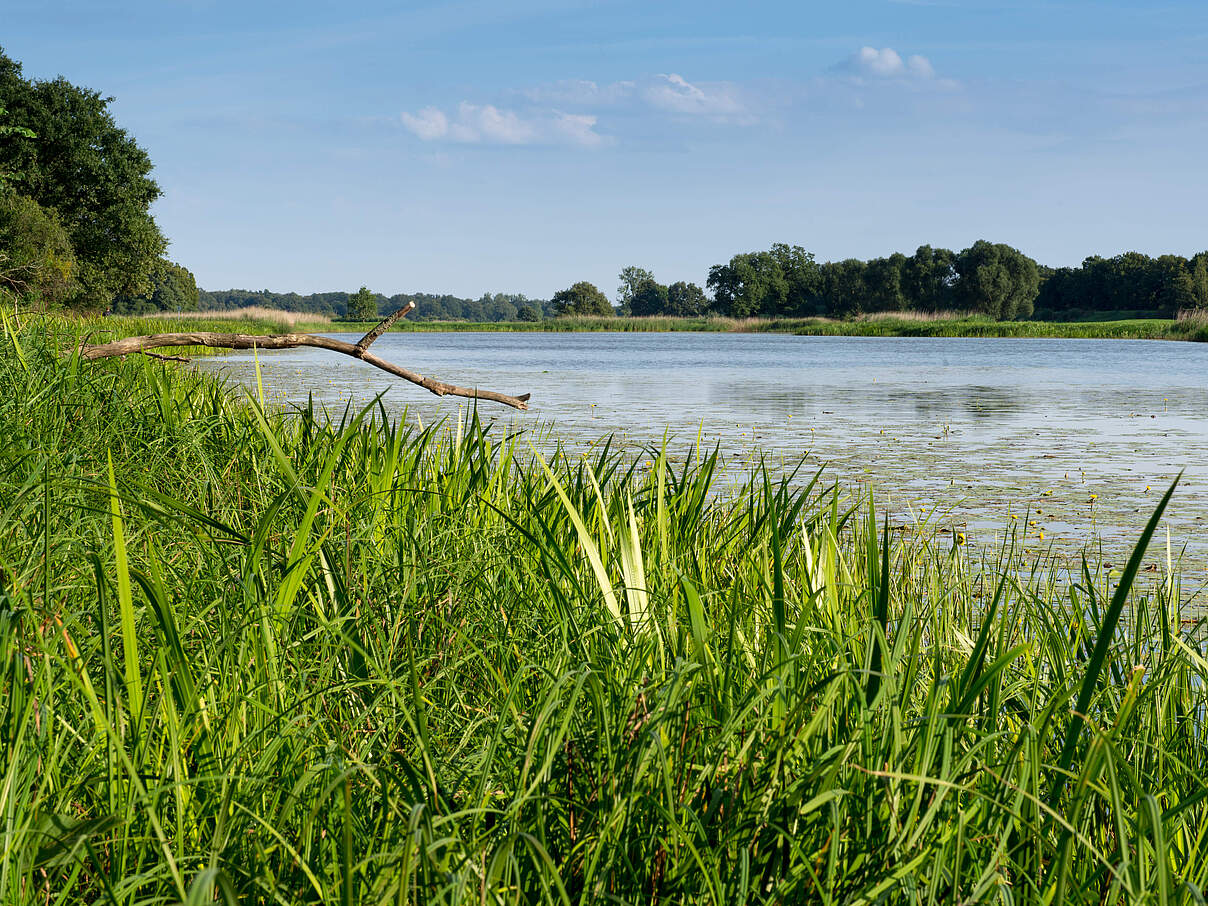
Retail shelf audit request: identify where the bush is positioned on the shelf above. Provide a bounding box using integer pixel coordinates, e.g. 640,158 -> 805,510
0,189 -> 77,307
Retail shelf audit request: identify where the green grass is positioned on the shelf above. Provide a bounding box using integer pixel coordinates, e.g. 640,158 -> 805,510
2,312 -> 1207,903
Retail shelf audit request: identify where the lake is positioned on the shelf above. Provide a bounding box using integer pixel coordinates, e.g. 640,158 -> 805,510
197,332 -> 1208,567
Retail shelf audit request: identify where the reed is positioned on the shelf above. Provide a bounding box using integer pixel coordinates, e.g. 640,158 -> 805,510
163,306 -> 334,328
1,313 -> 1205,904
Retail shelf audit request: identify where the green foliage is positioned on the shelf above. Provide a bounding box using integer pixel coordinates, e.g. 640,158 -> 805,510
111,258 -> 199,314
1037,251 -> 1208,320
616,265 -> 655,315
0,105 -> 34,189
665,280 -> 707,316
346,285 -> 379,321
0,189 -> 77,306
0,48 -> 166,308
552,280 -> 613,316
1,317 -> 1206,902
628,277 -> 669,316
516,303 -> 541,321
708,243 -> 819,317
819,258 -> 867,317
953,240 -> 1040,319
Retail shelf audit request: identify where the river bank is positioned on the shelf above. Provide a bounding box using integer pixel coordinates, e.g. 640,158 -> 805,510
125,309 -> 1208,341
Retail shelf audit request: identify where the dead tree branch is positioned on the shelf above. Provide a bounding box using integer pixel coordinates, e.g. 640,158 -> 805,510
77,300 -> 531,410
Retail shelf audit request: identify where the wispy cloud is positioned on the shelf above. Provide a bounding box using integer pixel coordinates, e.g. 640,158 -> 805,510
400,102 -> 604,146
642,74 -> 745,116
401,72 -> 751,148
523,73 -> 747,118
836,46 -> 942,81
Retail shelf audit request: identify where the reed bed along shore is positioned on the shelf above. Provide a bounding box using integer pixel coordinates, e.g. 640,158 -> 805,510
65,304 -> 1208,341
3,313 -> 1208,903
307,311 -> 1205,341
148,307 -> 334,329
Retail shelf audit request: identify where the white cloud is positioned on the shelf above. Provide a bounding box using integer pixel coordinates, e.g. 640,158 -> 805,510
401,102 -> 603,146
643,73 -> 745,116
401,73 -> 751,149
551,112 -> 604,147
399,107 -> 449,140
839,47 -> 941,82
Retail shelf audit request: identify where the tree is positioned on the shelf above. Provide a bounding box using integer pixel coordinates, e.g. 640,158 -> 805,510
953,241 -> 1039,320
819,259 -> 867,318
552,281 -> 613,317
864,254 -> 906,312
629,279 -> 669,316
666,281 -> 707,316
769,243 -> 820,316
0,106 -> 34,190
903,245 -> 956,311
616,266 -> 655,315
347,286 -> 378,320
516,304 -> 540,322
1191,253 -> 1208,309
0,48 -> 166,308
707,252 -> 786,317
112,259 -> 198,314
0,189 -> 76,306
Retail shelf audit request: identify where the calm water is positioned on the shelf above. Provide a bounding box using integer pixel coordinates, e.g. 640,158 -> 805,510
197,332 -> 1208,566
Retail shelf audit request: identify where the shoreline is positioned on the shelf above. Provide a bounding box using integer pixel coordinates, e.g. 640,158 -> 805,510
172,312 -> 1206,342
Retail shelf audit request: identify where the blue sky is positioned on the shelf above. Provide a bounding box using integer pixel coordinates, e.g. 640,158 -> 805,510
5,0 -> 1208,298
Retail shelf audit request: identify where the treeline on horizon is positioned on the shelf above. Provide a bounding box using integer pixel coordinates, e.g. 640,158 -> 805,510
589,242 -> 1208,322
3,46 -> 1207,325
198,241 -> 1208,325
196,288 -> 555,322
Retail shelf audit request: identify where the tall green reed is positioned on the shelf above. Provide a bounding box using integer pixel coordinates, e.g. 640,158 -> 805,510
0,314 -> 1205,904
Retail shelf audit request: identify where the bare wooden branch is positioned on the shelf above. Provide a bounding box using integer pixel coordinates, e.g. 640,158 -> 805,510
356,300 -> 415,353
141,351 -> 191,363
77,305 -> 531,410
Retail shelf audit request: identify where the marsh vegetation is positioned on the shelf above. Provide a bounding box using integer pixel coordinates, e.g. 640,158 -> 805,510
3,315 -> 1208,903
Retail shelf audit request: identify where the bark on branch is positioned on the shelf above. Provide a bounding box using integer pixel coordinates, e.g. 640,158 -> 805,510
77,301 -> 531,410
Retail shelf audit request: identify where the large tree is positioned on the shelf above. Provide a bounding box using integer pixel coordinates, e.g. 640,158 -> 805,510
629,278 -> 669,316
111,258 -> 198,314
707,244 -> 818,317
902,245 -> 956,311
666,281 -> 707,316
819,259 -> 868,318
616,266 -> 655,315
0,48 -> 166,308
953,241 -> 1039,320
552,281 -> 613,317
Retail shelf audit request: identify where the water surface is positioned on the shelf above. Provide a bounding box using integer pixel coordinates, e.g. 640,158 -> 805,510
197,332 -> 1208,568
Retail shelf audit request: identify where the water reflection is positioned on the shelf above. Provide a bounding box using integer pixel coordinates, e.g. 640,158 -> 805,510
196,332 -> 1208,566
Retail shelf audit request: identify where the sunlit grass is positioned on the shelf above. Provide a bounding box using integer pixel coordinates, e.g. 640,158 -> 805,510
1,313 -> 1206,903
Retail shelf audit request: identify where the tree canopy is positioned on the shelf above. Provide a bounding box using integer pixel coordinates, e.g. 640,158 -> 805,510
112,259 -> 198,315
552,281 -> 613,317
346,286 -> 379,321
0,48 -> 165,309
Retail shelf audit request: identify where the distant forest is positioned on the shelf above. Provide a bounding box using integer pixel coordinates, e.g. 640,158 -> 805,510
189,243 -> 1208,324
197,289 -> 554,322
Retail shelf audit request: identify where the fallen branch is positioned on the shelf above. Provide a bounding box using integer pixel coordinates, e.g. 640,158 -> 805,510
141,351 -> 191,364
76,301 -> 531,410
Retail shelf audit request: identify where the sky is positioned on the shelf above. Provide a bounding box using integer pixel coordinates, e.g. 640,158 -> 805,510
4,0 -> 1208,298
